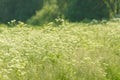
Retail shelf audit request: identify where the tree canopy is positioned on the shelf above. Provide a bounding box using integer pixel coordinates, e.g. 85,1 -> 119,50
0,0 -> 43,23
0,0 -> 120,24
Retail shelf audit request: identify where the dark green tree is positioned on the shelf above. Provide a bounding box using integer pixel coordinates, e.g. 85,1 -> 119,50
103,0 -> 120,18
0,0 -> 43,23
1,0 -> 119,24
64,0 -> 110,21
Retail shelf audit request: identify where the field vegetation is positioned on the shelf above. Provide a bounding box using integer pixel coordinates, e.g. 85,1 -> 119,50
0,0 -> 120,80
0,19 -> 120,80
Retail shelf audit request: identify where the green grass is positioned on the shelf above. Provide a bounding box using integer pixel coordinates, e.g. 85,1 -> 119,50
0,20 -> 120,80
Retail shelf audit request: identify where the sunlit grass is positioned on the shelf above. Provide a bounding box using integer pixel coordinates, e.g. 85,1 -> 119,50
0,20 -> 120,80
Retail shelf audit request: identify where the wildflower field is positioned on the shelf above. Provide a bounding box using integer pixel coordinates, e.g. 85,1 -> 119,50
0,20 -> 120,80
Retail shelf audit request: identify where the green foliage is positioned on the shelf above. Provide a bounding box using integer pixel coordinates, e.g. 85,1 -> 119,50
64,0 -> 120,21
0,0 -> 120,24
56,0 -> 69,15
27,0 -> 71,25
28,0 -> 120,25
0,20 -> 120,80
103,0 -> 120,18
65,0 -> 109,21
0,0 -> 43,22
27,1 -> 59,25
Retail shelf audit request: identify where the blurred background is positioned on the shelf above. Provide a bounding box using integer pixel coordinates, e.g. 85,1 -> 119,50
0,0 -> 120,25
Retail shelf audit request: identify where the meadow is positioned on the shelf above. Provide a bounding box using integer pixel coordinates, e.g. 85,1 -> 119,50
0,19 -> 120,80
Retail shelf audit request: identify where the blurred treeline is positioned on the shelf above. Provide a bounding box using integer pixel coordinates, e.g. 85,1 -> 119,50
0,0 -> 120,25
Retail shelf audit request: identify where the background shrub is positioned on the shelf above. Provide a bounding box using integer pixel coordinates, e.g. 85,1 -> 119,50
27,0 -> 59,25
